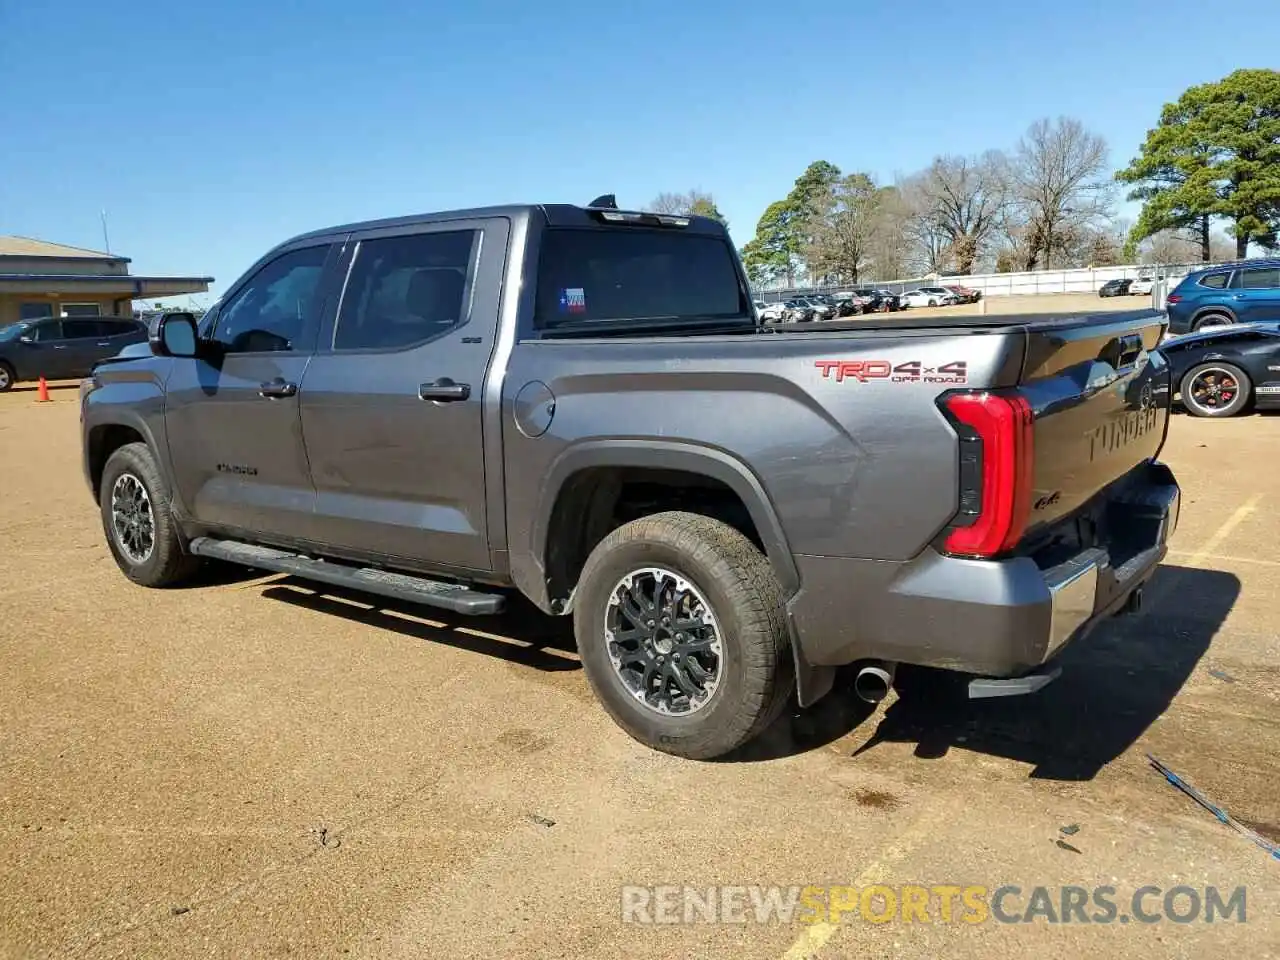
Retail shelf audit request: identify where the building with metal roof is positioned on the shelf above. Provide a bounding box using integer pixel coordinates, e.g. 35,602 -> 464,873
0,236 -> 213,328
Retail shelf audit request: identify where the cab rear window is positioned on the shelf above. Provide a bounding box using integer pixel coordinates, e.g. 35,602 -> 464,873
534,228 -> 748,331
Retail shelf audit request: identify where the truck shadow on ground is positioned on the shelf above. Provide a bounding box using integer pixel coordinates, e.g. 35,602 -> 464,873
259,577 -> 581,672
727,565 -> 1240,779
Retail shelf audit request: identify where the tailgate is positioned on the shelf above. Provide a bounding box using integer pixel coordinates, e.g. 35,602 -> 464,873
1017,311 -> 1171,536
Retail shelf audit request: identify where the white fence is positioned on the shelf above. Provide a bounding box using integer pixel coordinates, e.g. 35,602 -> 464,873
927,263 -> 1199,298
756,260 -> 1232,302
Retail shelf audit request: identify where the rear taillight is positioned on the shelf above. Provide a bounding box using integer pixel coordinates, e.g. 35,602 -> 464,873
939,391 -> 1035,558
1166,294 -> 1182,304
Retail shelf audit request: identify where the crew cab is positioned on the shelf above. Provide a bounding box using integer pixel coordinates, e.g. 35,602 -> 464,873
81,198 -> 1181,760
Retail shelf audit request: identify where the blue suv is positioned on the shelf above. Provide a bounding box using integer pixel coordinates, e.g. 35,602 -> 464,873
1166,259 -> 1280,335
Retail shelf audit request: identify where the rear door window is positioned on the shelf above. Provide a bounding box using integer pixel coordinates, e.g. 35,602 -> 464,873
333,230 -> 479,351
101,319 -> 143,336
62,319 -> 105,339
1240,267 -> 1280,290
534,228 -> 748,330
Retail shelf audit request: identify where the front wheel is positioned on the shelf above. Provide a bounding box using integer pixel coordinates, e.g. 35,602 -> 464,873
0,361 -> 14,392
100,442 -> 200,586
1180,361 -> 1251,418
573,512 -> 794,760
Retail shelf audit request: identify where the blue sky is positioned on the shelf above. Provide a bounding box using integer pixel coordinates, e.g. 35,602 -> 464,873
0,0 -> 1266,304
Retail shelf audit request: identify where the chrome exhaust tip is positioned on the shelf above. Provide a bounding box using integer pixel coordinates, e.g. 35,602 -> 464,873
854,663 -> 896,704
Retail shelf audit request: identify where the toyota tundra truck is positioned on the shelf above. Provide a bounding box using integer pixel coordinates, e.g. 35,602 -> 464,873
80,197 -> 1181,760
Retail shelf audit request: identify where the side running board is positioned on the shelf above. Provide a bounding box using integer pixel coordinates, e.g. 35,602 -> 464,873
187,537 -> 505,616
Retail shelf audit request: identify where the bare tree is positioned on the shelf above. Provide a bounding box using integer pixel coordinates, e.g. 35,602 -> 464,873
648,192 -> 688,214
1141,228 -> 1237,265
1009,117 -> 1113,270
1142,230 -> 1201,265
804,173 -> 883,284
647,189 -> 728,226
867,185 -> 913,281
896,173 -> 951,275
914,151 -> 1008,274
1208,232 -> 1238,262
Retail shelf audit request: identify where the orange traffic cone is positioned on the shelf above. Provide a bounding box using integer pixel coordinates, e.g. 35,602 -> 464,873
36,376 -> 51,403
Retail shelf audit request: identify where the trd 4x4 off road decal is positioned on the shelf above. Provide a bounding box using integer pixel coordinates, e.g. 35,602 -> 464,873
815,360 -> 968,384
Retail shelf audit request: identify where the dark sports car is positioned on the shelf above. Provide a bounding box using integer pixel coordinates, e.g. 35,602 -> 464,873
1158,320 -> 1280,418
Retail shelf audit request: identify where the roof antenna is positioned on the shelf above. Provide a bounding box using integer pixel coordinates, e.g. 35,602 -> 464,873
587,194 -> 618,209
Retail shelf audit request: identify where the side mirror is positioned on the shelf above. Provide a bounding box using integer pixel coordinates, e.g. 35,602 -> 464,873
18,334 -> 34,343
150,312 -> 199,358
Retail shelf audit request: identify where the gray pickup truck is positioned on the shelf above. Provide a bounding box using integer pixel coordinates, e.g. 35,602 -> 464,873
80,198 -> 1181,759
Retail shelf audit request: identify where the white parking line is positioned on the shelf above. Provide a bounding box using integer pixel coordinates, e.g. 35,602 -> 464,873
1168,550 -> 1280,568
778,807 -> 943,960
1185,494 -> 1263,568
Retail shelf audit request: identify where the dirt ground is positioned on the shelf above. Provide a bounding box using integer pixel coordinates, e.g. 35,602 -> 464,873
2,376 -> 1278,959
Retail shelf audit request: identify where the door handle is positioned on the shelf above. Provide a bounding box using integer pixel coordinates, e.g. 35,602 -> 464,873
259,378 -> 298,399
97,341 -> 111,347
419,378 -> 471,402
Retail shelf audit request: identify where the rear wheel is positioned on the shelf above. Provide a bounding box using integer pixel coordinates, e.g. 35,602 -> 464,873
1193,312 -> 1232,331
0,361 -> 14,392
573,511 -> 794,760
1180,361 -> 1251,418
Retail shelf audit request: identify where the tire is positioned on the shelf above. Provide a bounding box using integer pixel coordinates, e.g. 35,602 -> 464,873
573,511 -> 794,760
1179,361 -> 1251,418
100,441 -> 200,586
0,361 -> 14,392
928,299 -> 937,307
1193,312 -> 1232,331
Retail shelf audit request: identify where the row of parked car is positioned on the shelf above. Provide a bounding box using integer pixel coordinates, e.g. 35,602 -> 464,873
1098,277 -> 1160,298
754,283 -> 982,323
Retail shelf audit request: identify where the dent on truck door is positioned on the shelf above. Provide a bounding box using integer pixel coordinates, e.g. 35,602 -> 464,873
163,241 -> 338,540
298,218 -> 508,574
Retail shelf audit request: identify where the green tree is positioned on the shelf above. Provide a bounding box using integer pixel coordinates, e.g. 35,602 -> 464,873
1118,69 -> 1280,259
740,200 -> 801,286
1116,127 -> 1221,262
686,195 -> 728,227
740,161 -> 842,286
1121,233 -> 1140,263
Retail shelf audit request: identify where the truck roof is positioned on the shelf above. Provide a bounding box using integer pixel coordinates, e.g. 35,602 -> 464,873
283,202 -> 732,248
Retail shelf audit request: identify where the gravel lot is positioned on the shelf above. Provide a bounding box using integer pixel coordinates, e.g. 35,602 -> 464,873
2,373 -> 1277,959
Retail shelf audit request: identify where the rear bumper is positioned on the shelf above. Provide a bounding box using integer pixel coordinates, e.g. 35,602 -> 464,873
787,460 -> 1181,679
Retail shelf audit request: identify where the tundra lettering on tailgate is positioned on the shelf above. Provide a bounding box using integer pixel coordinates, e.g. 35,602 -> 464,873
1088,407 -> 1159,461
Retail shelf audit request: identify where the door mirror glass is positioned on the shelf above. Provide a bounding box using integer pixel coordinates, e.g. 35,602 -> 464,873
153,312 -> 199,358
